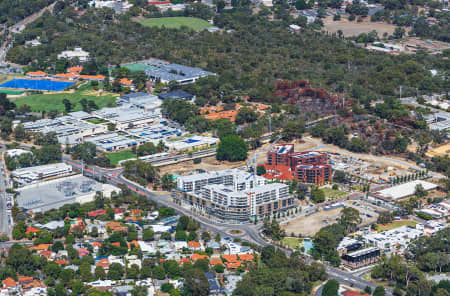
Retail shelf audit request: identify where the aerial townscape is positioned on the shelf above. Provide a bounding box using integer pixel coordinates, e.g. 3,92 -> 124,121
0,0 -> 449,295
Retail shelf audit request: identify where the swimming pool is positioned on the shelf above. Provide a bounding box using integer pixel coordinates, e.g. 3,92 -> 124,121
301,239 -> 314,254
0,79 -> 74,91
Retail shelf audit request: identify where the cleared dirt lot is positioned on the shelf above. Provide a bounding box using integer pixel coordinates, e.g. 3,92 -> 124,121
427,144 -> 450,157
282,201 -> 379,236
159,155 -> 245,176
323,17 -> 398,37
282,208 -> 342,236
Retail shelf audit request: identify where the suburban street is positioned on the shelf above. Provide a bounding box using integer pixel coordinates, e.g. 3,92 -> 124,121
62,156 -> 394,295
0,145 -> 11,236
4,142 -> 404,293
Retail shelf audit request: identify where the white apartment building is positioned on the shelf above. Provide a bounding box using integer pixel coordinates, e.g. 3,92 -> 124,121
362,222 -> 447,254
174,169 -> 295,222
57,47 -> 90,62
177,169 -> 267,193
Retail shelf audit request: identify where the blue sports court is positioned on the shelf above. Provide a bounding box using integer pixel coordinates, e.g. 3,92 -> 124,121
0,79 -> 74,91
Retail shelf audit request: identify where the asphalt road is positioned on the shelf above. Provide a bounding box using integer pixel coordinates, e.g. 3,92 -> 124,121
63,157 -> 269,247
0,146 -> 11,236
64,158 -> 395,295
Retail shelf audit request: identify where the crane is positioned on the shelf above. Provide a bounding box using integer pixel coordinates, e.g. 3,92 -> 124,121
246,136 -> 281,178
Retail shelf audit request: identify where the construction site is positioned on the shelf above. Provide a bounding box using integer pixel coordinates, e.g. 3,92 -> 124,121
282,200 -> 380,236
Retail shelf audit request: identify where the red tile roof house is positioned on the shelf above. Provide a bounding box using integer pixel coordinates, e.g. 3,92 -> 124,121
87,209 -> 107,218
55,259 -> 69,265
178,257 -> 190,266
39,250 -> 55,260
26,227 -> 41,235
190,253 -> 209,262
114,208 -> 125,214
2,277 -> 16,288
77,248 -> 90,257
188,241 -> 201,251
18,276 -> 34,286
96,259 -> 110,271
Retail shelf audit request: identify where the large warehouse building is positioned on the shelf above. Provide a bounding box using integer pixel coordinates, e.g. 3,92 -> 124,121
11,163 -> 73,186
371,180 -> 439,201
17,175 -> 120,213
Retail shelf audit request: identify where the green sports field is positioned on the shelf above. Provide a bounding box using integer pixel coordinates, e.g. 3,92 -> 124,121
138,17 -> 211,31
107,150 -> 137,166
376,220 -> 417,232
13,92 -> 117,113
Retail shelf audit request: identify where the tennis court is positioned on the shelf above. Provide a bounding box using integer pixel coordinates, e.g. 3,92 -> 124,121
0,79 -> 74,91
122,63 -> 156,72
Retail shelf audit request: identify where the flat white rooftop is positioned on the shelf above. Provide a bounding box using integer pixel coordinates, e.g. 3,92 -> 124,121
375,180 -> 438,200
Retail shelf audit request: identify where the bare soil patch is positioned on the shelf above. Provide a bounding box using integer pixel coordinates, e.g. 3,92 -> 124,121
323,17 -> 399,37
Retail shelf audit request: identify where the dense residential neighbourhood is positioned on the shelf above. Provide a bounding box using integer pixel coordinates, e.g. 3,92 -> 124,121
0,0 -> 448,295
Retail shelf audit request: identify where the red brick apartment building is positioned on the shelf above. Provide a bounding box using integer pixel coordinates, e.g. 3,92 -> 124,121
265,144 -> 332,185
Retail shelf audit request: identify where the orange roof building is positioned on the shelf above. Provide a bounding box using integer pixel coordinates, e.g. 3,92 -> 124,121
111,242 -> 121,247
191,253 -> 208,262
106,222 -> 127,233
225,261 -> 241,269
210,259 -> 223,266
26,71 -> 46,77
127,241 -> 139,249
54,73 -> 78,79
30,244 -> 52,251
18,276 -> 33,285
238,254 -> 254,261
26,227 -> 41,235
119,78 -> 133,86
188,241 -> 201,249
67,66 -> 83,73
179,257 -> 190,265
203,110 -> 238,122
92,242 -> 103,248
96,259 -> 110,269
222,254 -> 238,262
2,277 -> 16,288
39,250 -> 53,259
130,209 -> 143,216
55,259 -> 69,265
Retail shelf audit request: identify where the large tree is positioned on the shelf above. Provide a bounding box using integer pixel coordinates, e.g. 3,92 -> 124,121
216,135 -> 248,162
322,279 -> 339,296
339,207 -> 361,232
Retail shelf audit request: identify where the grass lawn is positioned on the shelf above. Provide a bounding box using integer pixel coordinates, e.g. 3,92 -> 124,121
322,188 -> 347,200
138,17 -> 211,31
281,237 -> 301,249
13,92 -> 116,112
0,89 -> 24,95
86,118 -> 109,124
106,150 -> 137,166
376,220 -> 417,232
